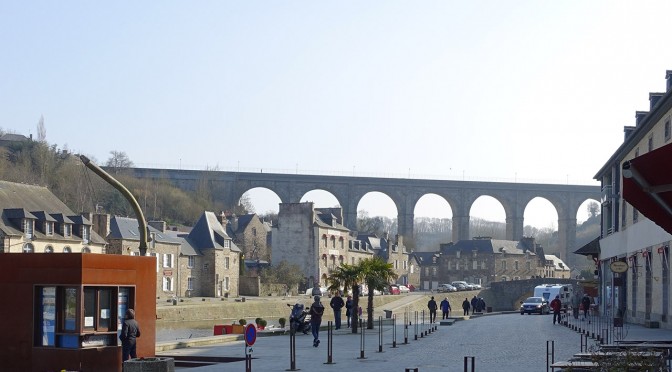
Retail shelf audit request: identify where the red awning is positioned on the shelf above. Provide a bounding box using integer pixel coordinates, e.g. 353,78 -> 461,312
622,143 -> 672,234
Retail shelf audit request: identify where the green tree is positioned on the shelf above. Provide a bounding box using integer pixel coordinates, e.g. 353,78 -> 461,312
360,257 -> 398,329
258,260 -> 304,290
327,263 -> 363,334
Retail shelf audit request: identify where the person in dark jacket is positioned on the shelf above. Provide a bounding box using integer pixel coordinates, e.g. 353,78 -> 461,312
470,296 -> 479,314
550,295 -> 562,325
309,296 -> 325,347
329,292 -> 345,330
427,296 -> 438,323
345,295 -> 353,328
120,308 -> 141,361
581,294 -> 592,319
462,298 -> 471,316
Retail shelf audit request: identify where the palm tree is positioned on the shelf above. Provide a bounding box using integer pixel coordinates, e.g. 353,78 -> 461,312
360,257 -> 398,329
326,263 -> 363,333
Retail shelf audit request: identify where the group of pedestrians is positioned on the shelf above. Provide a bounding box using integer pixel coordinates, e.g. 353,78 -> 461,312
460,296 -> 486,315
551,293 -> 594,325
309,292 -> 364,348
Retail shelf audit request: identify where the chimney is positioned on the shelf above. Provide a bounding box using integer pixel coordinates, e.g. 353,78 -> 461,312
148,220 -> 166,232
520,236 -> 536,253
91,213 -> 111,239
650,93 -> 664,110
624,126 -> 636,141
635,111 -> 648,126
666,70 -> 672,92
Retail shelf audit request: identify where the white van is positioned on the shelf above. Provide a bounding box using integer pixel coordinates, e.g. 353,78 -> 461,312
533,284 -> 573,312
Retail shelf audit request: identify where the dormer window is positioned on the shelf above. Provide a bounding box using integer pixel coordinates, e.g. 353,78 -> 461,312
63,224 -> 71,238
82,226 -> 90,244
224,240 -> 230,249
45,222 -> 54,236
24,219 -> 34,239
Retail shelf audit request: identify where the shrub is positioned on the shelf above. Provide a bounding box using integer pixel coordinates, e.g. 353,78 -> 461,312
279,317 -> 287,327
238,319 -> 247,325
259,319 -> 268,328
255,317 -> 262,325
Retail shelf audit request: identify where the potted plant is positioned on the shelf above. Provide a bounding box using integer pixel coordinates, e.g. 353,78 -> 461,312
258,319 -> 267,330
255,318 -> 262,326
278,317 -> 287,328
231,319 -> 247,334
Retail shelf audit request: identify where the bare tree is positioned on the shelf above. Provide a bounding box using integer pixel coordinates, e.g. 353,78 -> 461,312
105,151 -> 134,173
587,201 -> 600,219
37,115 -> 46,142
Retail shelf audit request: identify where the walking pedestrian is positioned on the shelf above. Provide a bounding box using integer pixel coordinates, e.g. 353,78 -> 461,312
330,292 -> 345,330
120,308 -> 141,362
309,295 -> 325,347
470,296 -> 478,315
462,298 -> 470,316
571,292 -> 581,320
427,296 -> 438,323
550,295 -> 562,325
440,297 -> 451,319
345,295 -> 353,328
581,294 -> 591,319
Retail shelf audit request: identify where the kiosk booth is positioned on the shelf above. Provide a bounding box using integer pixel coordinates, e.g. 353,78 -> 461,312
0,253 -> 156,372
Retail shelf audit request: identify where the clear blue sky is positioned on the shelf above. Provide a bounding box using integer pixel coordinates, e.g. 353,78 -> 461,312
3,1 -> 672,227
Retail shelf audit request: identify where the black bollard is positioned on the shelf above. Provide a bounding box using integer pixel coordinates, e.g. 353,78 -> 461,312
464,356 -> 475,372
404,311 -> 408,344
358,318 -> 366,359
405,369 -> 419,372
324,321 -> 334,365
414,311 -> 418,341
392,314 -> 397,348
286,330 -> 298,371
546,340 -> 554,372
378,316 -> 383,353
421,310 -> 425,338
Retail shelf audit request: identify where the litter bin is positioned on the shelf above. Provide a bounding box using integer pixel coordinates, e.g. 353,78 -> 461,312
486,306 -> 492,313
172,299 -> 177,306
384,310 -> 392,319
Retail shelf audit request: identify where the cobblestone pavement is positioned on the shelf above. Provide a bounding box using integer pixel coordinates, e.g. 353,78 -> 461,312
157,311 -> 672,372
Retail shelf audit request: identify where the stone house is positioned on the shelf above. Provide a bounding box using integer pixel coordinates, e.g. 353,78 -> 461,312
271,202 -> 374,289
541,254 -> 571,279
358,233 -> 415,286
224,212 -> 271,262
97,215 -> 183,299
412,251 -> 441,290
0,180 -> 106,254
437,237 -> 548,287
94,211 -> 241,299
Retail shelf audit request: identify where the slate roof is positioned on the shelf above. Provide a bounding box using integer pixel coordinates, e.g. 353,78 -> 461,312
442,238 -> 535,256
187,211 -> 240,252
544,254 -> 570,271
314,211 -> 349,231
0,181 -> 105,244
0,133 -> 30,142
411,251 -> 439,266
108,216 -> 182,245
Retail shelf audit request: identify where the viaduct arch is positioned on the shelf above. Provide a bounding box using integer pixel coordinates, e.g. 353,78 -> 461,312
124,168 -> 600,261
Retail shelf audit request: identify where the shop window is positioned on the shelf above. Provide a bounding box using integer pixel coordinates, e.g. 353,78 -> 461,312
35,286 -> 134,349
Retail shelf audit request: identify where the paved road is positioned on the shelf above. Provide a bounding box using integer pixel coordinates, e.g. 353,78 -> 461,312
158,312 -> 652,371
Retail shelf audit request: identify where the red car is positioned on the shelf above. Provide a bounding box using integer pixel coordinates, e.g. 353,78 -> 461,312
388,285 -> 401,295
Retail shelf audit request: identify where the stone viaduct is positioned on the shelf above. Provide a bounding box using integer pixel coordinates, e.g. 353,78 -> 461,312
123,168 -> 600,260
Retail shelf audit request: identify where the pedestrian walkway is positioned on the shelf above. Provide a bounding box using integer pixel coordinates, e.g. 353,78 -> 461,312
155,312 -> 672,372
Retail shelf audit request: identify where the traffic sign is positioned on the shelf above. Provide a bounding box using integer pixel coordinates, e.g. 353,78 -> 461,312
245,324 -> 257,346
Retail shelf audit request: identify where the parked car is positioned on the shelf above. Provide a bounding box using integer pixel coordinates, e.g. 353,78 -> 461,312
452,283 -> 468,291
520,297 -> 550,315
407,284 -> 416,292
468,283 -> 482,290
398,285 -> 410,293
437,283 -> 457,292
388,285 -> 401,295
